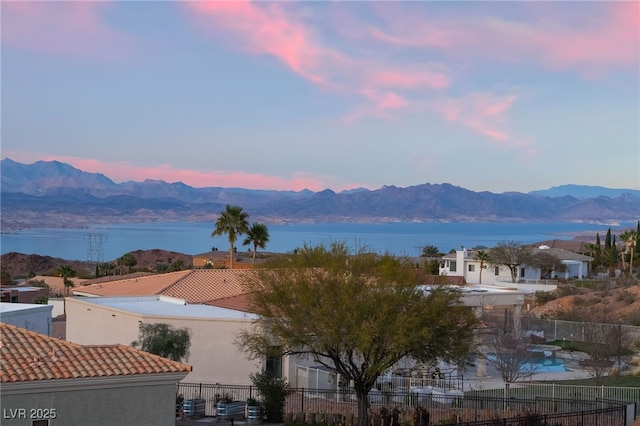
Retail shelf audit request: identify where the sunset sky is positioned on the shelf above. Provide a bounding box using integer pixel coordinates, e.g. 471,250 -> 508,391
2,1 -> 638,193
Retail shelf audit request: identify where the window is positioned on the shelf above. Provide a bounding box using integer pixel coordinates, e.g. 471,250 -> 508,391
520,268 -> 525,278
494,266 -> 499,276
468,265 -> 475,272
449,261 -> 457,272
266,346 -> 283,378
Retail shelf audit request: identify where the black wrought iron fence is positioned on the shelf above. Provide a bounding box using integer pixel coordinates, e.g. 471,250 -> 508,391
176,383 -> 633,425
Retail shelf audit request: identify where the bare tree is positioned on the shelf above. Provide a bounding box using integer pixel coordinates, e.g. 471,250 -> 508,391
528,251 -> 566,279
481,309 -> 538,382
489,241 -> 532,283
581,320 -> 625,384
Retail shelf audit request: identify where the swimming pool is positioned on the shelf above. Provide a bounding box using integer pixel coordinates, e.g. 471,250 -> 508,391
487,355 -> 567,373
520,358 -> 567,373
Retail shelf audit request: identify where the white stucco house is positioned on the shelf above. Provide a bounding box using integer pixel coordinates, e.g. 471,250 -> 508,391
65,295 -> 322,387
439,246 -> 593,293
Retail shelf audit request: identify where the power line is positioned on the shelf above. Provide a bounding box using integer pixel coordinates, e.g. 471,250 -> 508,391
85,233 -> 106,265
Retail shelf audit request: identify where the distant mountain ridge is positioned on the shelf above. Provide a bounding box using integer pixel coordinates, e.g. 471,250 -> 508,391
529,184 -> 640,199
1,158 -> 638,230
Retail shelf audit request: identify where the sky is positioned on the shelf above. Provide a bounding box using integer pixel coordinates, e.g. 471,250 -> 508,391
1,1 -> 638,194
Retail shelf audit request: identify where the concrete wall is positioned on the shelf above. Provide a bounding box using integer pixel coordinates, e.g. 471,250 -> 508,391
66,298 -> 260,384
0,378 -> 178,426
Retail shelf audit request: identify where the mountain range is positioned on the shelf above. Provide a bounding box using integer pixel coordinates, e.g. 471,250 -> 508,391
1,158 -> 638,230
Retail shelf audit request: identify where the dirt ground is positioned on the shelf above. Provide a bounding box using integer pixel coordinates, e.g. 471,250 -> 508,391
530,283 -> 640,324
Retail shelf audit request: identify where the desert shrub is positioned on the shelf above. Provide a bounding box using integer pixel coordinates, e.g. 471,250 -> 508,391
616,290 -> 637,305
33,295 -> 48,304
28,279 -> 49,289
557,284 -> 583,297
616,274 -> 639,288
573,280 -> 599,289
572,295 -> 587,307
534,291 -> 556,305
554,309 -> 584,322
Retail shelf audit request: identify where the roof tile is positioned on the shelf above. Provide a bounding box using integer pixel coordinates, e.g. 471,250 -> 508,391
1,323 -> 191,383
75,269 -> 252,304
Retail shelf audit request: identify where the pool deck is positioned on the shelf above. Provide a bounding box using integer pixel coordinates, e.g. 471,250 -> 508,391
462,354 -> 593,390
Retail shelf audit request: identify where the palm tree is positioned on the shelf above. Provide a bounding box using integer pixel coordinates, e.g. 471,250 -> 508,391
243,222 -> 270,265
211,205 -> 250,269
475,250 -> 491,284
620,229 -> 637,274
57,265 -> 77,315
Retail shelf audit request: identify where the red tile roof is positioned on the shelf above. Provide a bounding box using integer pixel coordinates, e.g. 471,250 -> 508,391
205,293 -> 256,313
0,323 -> 191,383
74,269 -> 253,304
74,270 -> 192,297
160,269 -> 251,303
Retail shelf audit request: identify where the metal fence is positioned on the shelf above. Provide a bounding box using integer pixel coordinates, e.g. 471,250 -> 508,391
525,317 -> 640,346
176,383 -> 635,425
465,381 -> 640,417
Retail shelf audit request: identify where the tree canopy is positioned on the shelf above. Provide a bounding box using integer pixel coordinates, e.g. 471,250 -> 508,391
131,322 -> 191,362
489,241 -> 532,283
243,222 -> 270,265
528,251 -> 566,279
237,243 -> 478,426
212,204 -> 250,268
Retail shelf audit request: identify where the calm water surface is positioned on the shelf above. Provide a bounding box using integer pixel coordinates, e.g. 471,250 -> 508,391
1,221 -> 630,262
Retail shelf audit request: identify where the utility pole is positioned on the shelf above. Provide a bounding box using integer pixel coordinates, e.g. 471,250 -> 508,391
85,232 -> 106,266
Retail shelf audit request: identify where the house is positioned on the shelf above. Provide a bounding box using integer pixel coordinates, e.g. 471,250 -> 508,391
0,286 -> 48,304
192,250 -> 267,269
73,269 -> 248,301
67,265 -> 526,388
439,246 -> 592,292
66,295 -> 265,386
0,323 -> 191,426
71,268 -> 385,385
0,302 -> 53,335
27,275 -> 87,296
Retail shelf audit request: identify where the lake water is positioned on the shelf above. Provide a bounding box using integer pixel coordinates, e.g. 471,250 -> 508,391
1,221 -> 631,262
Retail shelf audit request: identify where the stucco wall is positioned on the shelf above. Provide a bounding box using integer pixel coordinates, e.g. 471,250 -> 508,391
0,378 -> 177,426
66,298 -> 260,384
0,303 -> 52,336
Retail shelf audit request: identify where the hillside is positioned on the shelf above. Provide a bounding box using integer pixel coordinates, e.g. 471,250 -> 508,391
1,249 -> 193,280
531,282 -> 640,325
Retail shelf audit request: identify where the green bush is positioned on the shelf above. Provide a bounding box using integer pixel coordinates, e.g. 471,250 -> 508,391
534,291 -> 556,305
250,371 -> 289,423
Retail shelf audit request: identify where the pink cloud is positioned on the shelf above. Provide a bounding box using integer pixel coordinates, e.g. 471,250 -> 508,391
366,70 -> 449,91
184,1 -> 330,85
432,93 -> 534,151
526,2 -> 639,75
1,1 -> 139,60
3,152 -> 365,192
370,2 -> 638,76
181,1 -> 449,121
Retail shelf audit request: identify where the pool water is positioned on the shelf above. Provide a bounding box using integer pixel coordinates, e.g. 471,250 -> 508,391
487,355 -> 567,373
520,358 -> 567,373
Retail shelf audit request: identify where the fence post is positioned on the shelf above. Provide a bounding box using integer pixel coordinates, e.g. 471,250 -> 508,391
301,388 -> 305,413
199,383 -> 202,399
